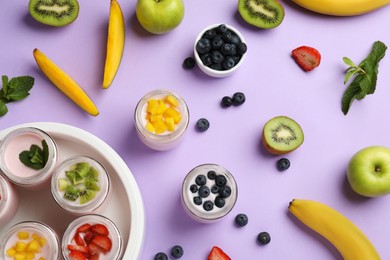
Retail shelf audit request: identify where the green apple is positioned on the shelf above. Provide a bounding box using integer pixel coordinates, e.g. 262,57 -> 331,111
347,145 -> 390,197
136,0 -> 184,34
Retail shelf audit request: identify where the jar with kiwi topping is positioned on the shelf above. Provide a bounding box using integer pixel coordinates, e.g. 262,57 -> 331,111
50,155 -> 111,215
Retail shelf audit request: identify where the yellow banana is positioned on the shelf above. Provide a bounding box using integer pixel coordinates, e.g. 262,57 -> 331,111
292,0 -> 390,16
103,0 -> 125,89
33,48 -> 99,116
289,199 -> 380,260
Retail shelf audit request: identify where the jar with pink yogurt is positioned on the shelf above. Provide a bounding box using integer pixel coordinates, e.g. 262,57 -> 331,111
0,174 -> 19,228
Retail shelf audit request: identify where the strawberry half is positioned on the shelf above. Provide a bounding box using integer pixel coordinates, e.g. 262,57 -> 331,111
74,232 -> 86,246
76,224 -> 92,233
69,250 -> 87,260
91,224 -> 109,236
291,46 -> 321,71
208,246 -> 231,260
68,245 -> 89,254
91,235 -> 112,252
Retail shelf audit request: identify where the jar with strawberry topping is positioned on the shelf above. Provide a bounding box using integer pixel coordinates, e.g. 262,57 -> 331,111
61,214 -> 123,260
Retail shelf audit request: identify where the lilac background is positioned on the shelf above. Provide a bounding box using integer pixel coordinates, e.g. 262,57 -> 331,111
1,0 -> 390,259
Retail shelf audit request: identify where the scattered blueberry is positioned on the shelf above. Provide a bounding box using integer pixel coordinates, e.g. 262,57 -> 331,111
219,185 -> 231,198
221,96 -> 233,107
183,57 -> 195,69
196,118 -> 210,132
171,245 -> 184,259
207,170 -> 217,180
210,185 -> 219,194
195,174 -> 207,186
232,92 -> 246,106
276,158 -> 290,171
203,200 -> 214,211
222,56 -> 235,70
154,252 -> 168,260
193,196 -> 202,206
196,38 -> 211,54
235,213 -> 248,227
198,185 -> 210,198
257,232 -> 271,245
215,175 -> 227,187
214,196 -> 225,208
190,184 -> 198,193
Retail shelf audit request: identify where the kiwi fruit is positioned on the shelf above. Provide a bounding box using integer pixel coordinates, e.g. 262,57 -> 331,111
28,0 -> 80,27
64,185 -> 79,201
79,190 -> 97,204
238,0 -> 285,29
71,162 -> 90,177
262,116 -> 304,154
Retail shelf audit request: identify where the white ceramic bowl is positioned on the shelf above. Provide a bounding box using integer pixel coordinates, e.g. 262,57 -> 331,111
194,24 -> 247,78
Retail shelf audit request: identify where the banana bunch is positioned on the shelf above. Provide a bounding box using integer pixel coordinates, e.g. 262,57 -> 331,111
292,0 -> 390,16
103,0 -> 125,89
289,199 -> 380,260
33,48 -> 99,116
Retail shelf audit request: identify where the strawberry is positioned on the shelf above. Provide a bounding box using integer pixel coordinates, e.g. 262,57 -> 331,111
291,46 -> 321,72
74,232 -> 86,246
208,246 -> 231,260
89,254 -> 100,260
91,224 -> 109,236
91,235 -> 112,252
68,244 -> 89,254
83,231 -> 95,245
76,224 -> 92,233
69,250 -> 87,260
88,241 -> 105,255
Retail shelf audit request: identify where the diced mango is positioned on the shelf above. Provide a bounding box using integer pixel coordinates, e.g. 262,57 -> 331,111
146,99 -> 159,114
165,117 -> 175,131
145,122 -> 155,133
38,257 -> 45,260
152,120 -> 168,134
156,100 -> 168,115
163,107 -> 180,118
174,115 -> 182,124
13,252 -> 26,260
32,233 -> 46,247
18,232 -> 30,240
25,252 -> 36,259
15,242 -> 28,252
26,240 -> 41,253
165,95 -> 179,107
6,247 -> 16,256
150,114 -> 163,123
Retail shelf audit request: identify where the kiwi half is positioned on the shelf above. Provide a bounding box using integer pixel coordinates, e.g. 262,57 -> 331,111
262,116 -> 304,154
238,0 -> 285,29
29,0 -> 80,27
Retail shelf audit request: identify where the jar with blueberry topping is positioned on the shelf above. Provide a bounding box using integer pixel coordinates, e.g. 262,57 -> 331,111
181,163 -> 238,223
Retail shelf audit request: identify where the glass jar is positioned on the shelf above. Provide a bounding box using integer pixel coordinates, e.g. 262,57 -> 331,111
0,221 -> 60,260
134,89 -> 190,151
181,164 -> 238,223
0,127 -> 58,189
51,156 -> 111,215
61,214 -> 123,260
0,175 -> 19,227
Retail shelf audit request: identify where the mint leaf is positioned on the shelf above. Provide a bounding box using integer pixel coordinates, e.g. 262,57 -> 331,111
42,140 -> 49,165
9,76 -> 34,93
0,100 -> 8,116
1,75 -> 9,96
341,41 -> 387,115
19,142 -> 46,170
5,91 -> 30,102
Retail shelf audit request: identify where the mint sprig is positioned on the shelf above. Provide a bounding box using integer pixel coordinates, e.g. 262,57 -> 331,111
19,140 -> 49,170
0,75 -> 35,116
341,41 -> 387,115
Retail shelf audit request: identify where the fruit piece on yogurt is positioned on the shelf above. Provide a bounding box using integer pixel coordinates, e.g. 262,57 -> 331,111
208,246 -> 231,260
6,231 -> 47,259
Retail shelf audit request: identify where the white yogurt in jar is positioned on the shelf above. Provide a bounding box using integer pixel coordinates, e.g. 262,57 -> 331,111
0,175 -> 19,228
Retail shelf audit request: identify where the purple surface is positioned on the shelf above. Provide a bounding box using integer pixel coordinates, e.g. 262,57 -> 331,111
1,0 -> 390,259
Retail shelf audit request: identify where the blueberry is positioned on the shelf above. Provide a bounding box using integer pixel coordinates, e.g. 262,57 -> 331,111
200,53 -> 212,66
215,175 -> 227,187
214,196 -> 225,208
196,38 -> 211,54
193,196 -> 202,205
235,213 -> 248,227
221,96 -> 233,107
257,232 -> 271,245
229,44 -> 237,56
217,24 -> 228,34
210,185 -> 219,194
222,31 -> 233,43
154,252 -> 168,260
195,174 -> 207,186
231,35 -> 241,45
232,55 -> 241,64
222,56 -> 236,70
190,184 -> 198,193
220,43 -> 233,56
207,170 -> 217,180
209,63 -> 223,71
211,36 -> 224,50
211,50 -> 224,64
171,245 -> 184,258
232,92 -> 246,106
276,158 -> 290,171
203,29 -> 216,39
219,185 -> 231,198
237,42 -> 247,55
183,57 -> 195,69
203,200 -> 214,211
198,185 -> 210,198
196,118 -> 210,132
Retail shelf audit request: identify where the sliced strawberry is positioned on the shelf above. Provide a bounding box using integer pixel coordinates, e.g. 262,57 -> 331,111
89,254 -> 100,260
208,246 -> 231,260
69,250 -> 87,260
88,241 -> 105,255
91,224 -> 109,236
84,231 -> 95,245
76,223 -> 92,233
68,244 -> 89,254
91,235 -> 112,252
291,46 -> 321,72
74,232 -> 86,246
